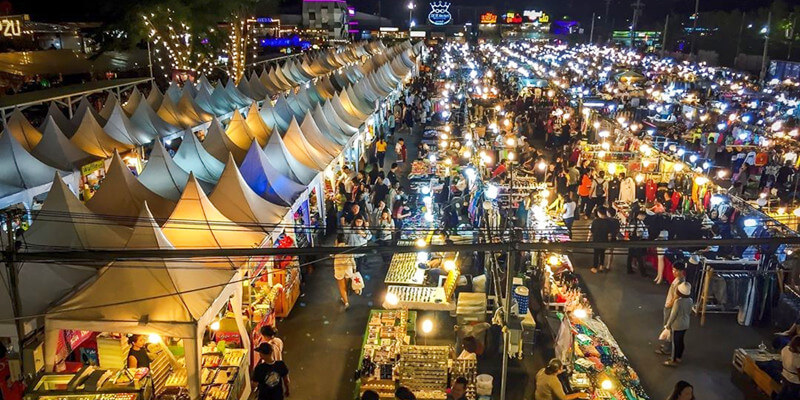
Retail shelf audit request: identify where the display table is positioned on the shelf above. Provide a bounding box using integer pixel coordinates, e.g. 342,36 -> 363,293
355,309 -> 416,399
384,286 -> 455,311
25,367 -> 153,400
732,348 -> 782,398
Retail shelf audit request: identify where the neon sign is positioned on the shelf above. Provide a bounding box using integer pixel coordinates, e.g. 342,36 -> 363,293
480,13 -> 497,24
503,12 -> 523,24
523,10 -> 549,23
428,1 -> 452,26
0,15 -> 26,38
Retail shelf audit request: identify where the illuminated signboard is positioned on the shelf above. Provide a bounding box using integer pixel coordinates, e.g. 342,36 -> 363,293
522,10 -> 549,23
503,12 -> 523,24
0,15 -> 27,38
428,1 -> 452,26
480,12 -> 498,24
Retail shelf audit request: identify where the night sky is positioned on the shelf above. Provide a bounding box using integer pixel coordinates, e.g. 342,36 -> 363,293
12,0 -> 789,27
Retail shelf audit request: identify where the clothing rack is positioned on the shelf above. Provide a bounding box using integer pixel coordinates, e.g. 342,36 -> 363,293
696,257 -> 762,325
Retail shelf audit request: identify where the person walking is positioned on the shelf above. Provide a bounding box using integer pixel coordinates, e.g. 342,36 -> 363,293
603,208 -> 621,272
561,193 -> 577,237
589,170 -> 608,214
589,207 -> 609,273
396,138 -> 407,163
333,234 -> 356,309
346,216 -> 372,272
258,326 -> 284,361
663,281 -> 692,367
377,210 -> 395,246
780,335 -> 800,399
578,169 -> 593,218
375,137 -> 388,169
252,343 -> 290,400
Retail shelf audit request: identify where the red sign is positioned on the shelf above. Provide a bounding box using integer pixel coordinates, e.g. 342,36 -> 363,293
480,13 -> 497,24
503,13 -> 523,24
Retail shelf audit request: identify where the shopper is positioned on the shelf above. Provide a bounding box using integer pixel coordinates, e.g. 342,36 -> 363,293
779,335 -> 800,399
589,207 -> 609,273
252,343 -> 290,400
259,325 -> 284,361
577,169 -> 593,218
663,282 -> 693,367
446,377 -> 468,400
388,163 -> 400,186
534,358 -> 589,400
603,208 -> 621,271
657,263 -> 687,355
396,138 -> 407,163
667,381 -> 695,400
347,216 -> 372,272
590,170 -> 608,212
377,210 -> 395,246
334,234 -> 356,309
625,211 -> 649,276
375,137 -> 388,169
561,193 -> 577,236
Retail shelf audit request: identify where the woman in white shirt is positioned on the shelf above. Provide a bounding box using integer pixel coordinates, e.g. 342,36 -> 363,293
780,336 -> 800,399
562,193 -> 577,237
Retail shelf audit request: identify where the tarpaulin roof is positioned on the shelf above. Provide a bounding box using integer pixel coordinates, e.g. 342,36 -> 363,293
202,117 -> 247,165
32,116 -> 95,170
69,110 -> 133,158
122,87 -> 144,116
209,156 -> 289,230
23,174 -> 131,251
102,101 -> 144,146
282,117 -> 330,170
162,175 -> 266,249
239,142 -> 305,206
146,82 -> 164,110
6,108 -> 42,151
172,130 -> 224,184
85,152 -> 176,224
138,141 -> 192,201
244,103 -> 271,147
129,96 -> 182,140
0,129 -> 60,198
42,102 -> 72,135
300,113 -> 341,158
263,130 -> 318,184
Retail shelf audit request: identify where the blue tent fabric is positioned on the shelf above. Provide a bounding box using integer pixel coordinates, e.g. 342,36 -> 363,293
239,142 -> 305,206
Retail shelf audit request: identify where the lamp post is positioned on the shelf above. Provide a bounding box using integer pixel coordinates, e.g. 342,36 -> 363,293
407,2 -> 415,30
760,11 -> 772,83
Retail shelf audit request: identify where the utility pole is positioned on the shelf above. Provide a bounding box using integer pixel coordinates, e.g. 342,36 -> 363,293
604,0 -> 612,42
630,0 -> 644,49
690,0 -> 700,55
662,14 -> 669,51
589,12 -> 596,44
4,212 -> 25,373
146,39 -> 154,78
760,11 -> 772,83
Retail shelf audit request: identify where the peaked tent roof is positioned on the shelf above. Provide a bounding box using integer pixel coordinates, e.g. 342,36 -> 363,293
156,97 -> 189,129
23,174 -> 131,250
146,81 -> 164,110
98,94 -> 118,121
42,102 -> 73,136
85,153 -> 176,224
124,202 -> 173,249
225,110 -> 258,150
138,140 -> 192,201
69,110 -> 133,158
239,142 -> 305,206
32,116 -> 95,170
103,102 -> 144,146
6,108 -> 42,151
122,87 -> 144,116
258,100 -> 283,133
311,104 -> 350,146
0,130 -> 61,198
162,175 -> 266,249
263,130 -> 319,184
244,103 -> 271,147
209,156 -> 289,230
173,130 -> 224,184
300,113 -> 341,158
46,202 -> 238,339
195,88 -> 228,117
176,90 -> 213,125
202,118 -> 247,165
282,118 -> 330,169
322,99 -> 359,135
164,80 -> 183,104
130,97 -> 183,140
71,97 -> 105,134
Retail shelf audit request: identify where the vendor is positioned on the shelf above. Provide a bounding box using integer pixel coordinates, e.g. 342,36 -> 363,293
534,359 -> 588,400
127,334 -> 150,369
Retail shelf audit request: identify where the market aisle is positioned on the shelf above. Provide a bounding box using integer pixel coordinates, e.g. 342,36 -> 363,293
277,125 -> 421,400
568,220 -> 772,400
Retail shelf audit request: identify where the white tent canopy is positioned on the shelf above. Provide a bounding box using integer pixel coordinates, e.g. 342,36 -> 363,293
263,130 -> 319,184
0,129 -> 61,199
173,131 -> 224,184
32,116 -> 95,171
239,142 -> 306,206
6,108 -> 42,151
202,118 -> 248,165
282,118 -> 331,170
69,111 -> 133,158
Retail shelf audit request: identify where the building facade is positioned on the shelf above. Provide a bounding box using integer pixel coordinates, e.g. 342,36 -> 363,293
301,0 -> 349,39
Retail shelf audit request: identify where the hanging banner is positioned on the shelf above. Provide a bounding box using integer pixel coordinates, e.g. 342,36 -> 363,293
428,1 -> 452,25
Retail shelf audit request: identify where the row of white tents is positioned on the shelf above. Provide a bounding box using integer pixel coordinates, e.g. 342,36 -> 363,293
0,40 -> 425,399
0,41 -> 393,207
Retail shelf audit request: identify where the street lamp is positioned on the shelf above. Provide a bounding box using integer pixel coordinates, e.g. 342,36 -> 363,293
407,2 -> 415,30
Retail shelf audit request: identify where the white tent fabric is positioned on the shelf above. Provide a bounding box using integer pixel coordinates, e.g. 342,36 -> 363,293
157,97 -> 188,129
32,116 -> 95,170
162,175 -> 266,249
271,96 -> 296,132
248,71 -> 269,99
258,100 -> 283,133
129,98 -> 182,140
181,80 -> 198,100
103,102 -> 144,146
122,87 -> 144,116
6,108 -> 42,151
98,95 -> 118,121
299,113 -> 341,158
85,153 -> 176,224
138,141 -> 192,201
239,142 -> 305,206
23,173 -> 131,250
225,111 -> 258,151
43,102 -> 72,136
0,129 -> 61,198
69,111 -> 133,158
244,103 -> 271,147
195,88 -> 229,117
210,84 -> 237,115
235,76 -> 256,101
209,156 -> 289,231
164,80 -> 183,104
224,78 -> 252,108
196,76 -> 214,96
176,90 -> 213,125
282,118 -> 330,170
263,131 -> 318,184
173,131 -> 224,184
322,100 -> 359,135
311,104 -> 350,146
146,82 -> 164,110
71,97 -> 106,134
202,118 -> 247,165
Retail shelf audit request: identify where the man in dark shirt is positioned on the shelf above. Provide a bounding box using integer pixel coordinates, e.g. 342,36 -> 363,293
252,343 -> 289,400
387,163 -> 399,186
589,207 -> 609,273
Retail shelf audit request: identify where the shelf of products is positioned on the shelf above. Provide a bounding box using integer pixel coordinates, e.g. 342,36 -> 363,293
356,310 -> 416,399
384,285 -> 453,311
398,346 -> 449,395
384,253 -> 427,285
25,367 -> 153,400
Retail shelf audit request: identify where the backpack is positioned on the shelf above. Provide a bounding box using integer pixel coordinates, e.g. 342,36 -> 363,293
594,179 -> 606,198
